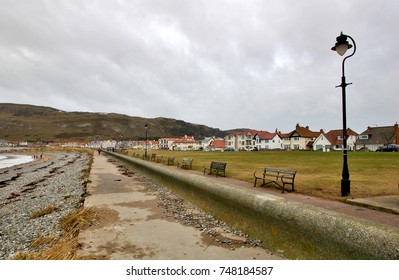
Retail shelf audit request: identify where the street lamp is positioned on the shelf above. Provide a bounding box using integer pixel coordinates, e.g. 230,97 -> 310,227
144,124 -> 148,159
331,32 -> 357,197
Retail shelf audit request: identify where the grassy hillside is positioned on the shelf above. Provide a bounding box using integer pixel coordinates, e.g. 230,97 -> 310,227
0,103 -> 227,142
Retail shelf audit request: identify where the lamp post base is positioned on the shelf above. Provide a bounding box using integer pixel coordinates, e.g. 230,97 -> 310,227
341,179 -> 350,197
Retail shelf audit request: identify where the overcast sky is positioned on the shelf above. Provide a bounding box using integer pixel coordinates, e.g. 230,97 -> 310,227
1,0 -> 398,133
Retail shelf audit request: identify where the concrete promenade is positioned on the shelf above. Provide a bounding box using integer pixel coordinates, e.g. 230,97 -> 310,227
78,152 -> 399,259
77,153 -> 281,260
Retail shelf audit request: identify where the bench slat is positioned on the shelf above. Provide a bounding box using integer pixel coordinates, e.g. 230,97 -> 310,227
254,167 -> 297,193
163,156 -> 175,166
178,158 -> 193,169
204,161 -> 227,177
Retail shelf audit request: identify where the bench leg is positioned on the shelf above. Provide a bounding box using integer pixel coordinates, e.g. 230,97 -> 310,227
281,182 -> 295,193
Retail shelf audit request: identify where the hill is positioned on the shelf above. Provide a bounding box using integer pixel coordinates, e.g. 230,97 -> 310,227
0,103 -> 227,142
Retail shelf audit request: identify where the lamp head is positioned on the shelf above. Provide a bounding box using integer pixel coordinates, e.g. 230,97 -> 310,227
331,32 -> 353,56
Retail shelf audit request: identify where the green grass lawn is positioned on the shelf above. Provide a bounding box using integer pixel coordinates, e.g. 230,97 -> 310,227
126,149 -> 399,201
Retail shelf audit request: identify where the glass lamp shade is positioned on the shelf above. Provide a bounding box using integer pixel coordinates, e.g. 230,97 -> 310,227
335,44 -> 349,56
331,32 -> 353,56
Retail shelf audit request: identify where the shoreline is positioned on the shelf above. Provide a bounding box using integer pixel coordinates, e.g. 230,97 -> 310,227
0,151 -> 91,259
0,154 -> 37,170
0,147 -> 53,169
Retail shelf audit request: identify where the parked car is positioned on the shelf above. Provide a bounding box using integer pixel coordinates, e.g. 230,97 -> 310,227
376,144 -> 398,152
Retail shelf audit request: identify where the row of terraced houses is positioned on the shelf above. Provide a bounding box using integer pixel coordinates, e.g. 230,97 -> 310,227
129,123 -> 399,152
226,123 -> 399,152
2,123 -> 397,152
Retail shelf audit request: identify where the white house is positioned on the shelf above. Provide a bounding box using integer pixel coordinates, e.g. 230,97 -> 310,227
312,132 -> 332,151
313,129 -> 358,151
200,137 -> 215,150
225,130 -> 257,151
280,124 -> 321,150
253,131 -> 282,150
200,137 -> 225,151
0,140 -> 8,147
18,141 -> 29,147
158,137 -> 179,150
172,135 -> 199,151
101,140 -> 116,149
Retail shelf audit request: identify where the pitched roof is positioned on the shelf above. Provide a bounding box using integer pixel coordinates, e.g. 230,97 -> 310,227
325,129 -> 358,145
357,125 -> 398,145
228,129 -> 260,136
174,139 -> 197,144
325,130 -> 341,145
254,131 -> 279,140
159,137 -> 180,141
209,139 -> 225,149
284,124 -> 321,138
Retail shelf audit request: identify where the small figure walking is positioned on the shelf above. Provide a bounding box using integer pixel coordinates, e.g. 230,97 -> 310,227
97,148 -> 102,155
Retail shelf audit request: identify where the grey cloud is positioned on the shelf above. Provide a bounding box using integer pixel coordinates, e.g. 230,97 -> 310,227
0,0 -> 398,134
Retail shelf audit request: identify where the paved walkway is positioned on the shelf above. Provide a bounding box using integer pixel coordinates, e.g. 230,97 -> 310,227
77,153 -> 282,260
78,153 -> 399,260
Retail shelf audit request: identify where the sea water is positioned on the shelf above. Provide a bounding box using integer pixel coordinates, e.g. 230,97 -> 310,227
0,155 -> 35,169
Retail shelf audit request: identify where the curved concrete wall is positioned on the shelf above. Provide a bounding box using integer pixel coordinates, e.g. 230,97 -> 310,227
107,152 -> 399,260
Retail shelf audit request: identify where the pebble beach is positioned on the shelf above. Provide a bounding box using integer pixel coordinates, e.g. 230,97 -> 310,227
0,152 -> 90,259
1,151 -> 264,260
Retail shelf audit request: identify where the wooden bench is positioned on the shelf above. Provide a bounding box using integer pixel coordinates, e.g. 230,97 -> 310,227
142,153 -> 150,160
150,154 -> 156,162
163,156 -> 175,166
177,158 -> 193,169
203,161 -> 227,177
155,155 -> 163,163
253,167 -> 297,193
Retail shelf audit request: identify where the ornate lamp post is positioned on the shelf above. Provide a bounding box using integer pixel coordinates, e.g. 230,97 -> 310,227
331,32 -> 357,197
144,124 -> 148,159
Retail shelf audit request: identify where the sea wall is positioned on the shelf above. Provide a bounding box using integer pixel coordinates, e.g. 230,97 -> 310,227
107,152 -> 399,260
